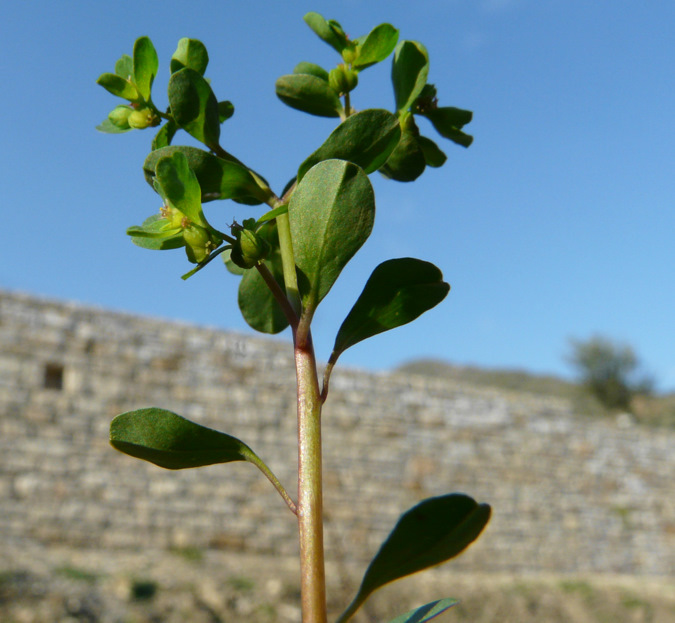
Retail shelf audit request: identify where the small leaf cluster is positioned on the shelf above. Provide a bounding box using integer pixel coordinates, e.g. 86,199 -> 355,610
97,36 -> 275,267
97,37 -> 161,132
276,12 -> 473,181
98,12 -> 490,623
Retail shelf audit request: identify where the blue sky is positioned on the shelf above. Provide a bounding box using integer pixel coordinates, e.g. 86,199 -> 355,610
3,1 -> 674,390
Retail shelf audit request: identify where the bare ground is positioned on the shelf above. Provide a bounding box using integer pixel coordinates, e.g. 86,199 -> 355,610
2,548 -> 674,622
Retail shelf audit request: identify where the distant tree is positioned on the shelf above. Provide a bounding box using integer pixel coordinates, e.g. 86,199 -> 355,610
567,335 -> 653,412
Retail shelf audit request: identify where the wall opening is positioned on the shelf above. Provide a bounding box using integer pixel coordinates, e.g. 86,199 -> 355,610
44,363 -> 64,390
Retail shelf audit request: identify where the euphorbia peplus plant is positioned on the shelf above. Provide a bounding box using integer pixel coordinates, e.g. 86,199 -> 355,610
97,12 -> 490,623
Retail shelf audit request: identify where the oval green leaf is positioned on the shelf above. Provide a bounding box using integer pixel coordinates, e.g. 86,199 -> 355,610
171,38 -> 209,75
275,74 -> 342,118
238,263 -> 289,334
417,136 -> 447,167
293,62 -> 329,82
151,119 -> 178,150
96,117 -> 131,134
379,131 -> 426,182
144,146 -> 271,204
289,160 -> 375,313
168,67 -> 221,148
385,599 -> 459,623
392,41 -> 429,112
298,109 -> 401,182
154,151 -> 206,227
133,36 -> 158,101
303,12 -> 348,53
96,72 -> 139,101
110,408 -> 257,469
114,54 -> 133,79
353,23 -> 399,70
422,107 -> 474,147
218,100 -> 235,122
127,214 -> 185,250
332,258 -> 450,359
338,494 -> 491,623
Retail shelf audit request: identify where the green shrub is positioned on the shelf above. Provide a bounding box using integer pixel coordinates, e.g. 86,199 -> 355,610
566,335 -> 653,412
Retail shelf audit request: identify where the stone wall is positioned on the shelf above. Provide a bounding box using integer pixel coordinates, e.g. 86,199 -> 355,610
1,290 -> 673,576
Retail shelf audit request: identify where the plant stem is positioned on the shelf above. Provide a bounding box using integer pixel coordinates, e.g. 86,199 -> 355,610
255,263 -> 298,331
344,91 -> 352,118
276,211 -> 301,315
295,322 -> 327,623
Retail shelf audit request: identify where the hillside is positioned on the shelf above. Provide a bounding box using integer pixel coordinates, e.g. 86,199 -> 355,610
396,358 -> 675,427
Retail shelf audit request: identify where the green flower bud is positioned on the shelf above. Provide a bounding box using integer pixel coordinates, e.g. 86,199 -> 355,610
127,107 -> 159,130
414,84 -> 439,114
328,64 -> 358,96
341,45 -> 358,65
183,225 -> 222,264
108,105 -> 133,129
230,227 -> 271,269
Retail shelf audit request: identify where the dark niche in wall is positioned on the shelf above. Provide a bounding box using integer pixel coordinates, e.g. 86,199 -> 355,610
44,362 -> 64,391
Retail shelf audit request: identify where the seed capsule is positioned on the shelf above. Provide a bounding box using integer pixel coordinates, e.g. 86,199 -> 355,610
328,64 -> 358,96
108,105 -> 133,129
127,107 -> 159,129
230,228 -> 271,269
183,225 -> 222,264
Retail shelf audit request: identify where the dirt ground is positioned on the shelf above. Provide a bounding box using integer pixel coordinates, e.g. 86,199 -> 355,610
2,547 -> 674,622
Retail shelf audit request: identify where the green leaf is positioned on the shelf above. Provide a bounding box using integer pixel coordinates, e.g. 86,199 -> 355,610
256,204 -> 288,224
154,151 -> 206,227
110,407 -> 257,469
96,72 -> 139,101
385,599 -> 459,623
144,146 -> 272,204
151,119 -> 178,150
293,62 -> 329,82
218,100 -> 235,122
238,259 -> 289,334
298,109 -> 401,182
417,136 -> 447,167
222,248 -> 246,275
275,74 -> 342,118
289,160 -> 374,313
332,258 -> 450,358
379,131 -> 426,182
238,269 -> 289,334
168,67 -> 221,148
114,54 -> 133,79
338,494 -> 491,623
127,214 -> 185,250
353,23 -> 399,70
421,106 -> 472,129
132,36 -> 158,101
303,12 -> 348,53
96,118 -> 131,134
171,38 -> 209,75
392,41 -> 429,112
421,107 -> 474,147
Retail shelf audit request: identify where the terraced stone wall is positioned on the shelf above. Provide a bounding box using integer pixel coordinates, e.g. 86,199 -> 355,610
1,290 -> 673,575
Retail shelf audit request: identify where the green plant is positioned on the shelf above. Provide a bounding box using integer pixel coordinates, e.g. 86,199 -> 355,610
97,12 -> 490,623
54,566 -> 99,584
169,545 -> 204,562
567,335 -> 653,412
130,578 -> 158,601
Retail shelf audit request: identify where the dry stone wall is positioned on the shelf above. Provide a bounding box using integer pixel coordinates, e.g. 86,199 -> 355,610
1,290 -> 673,576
